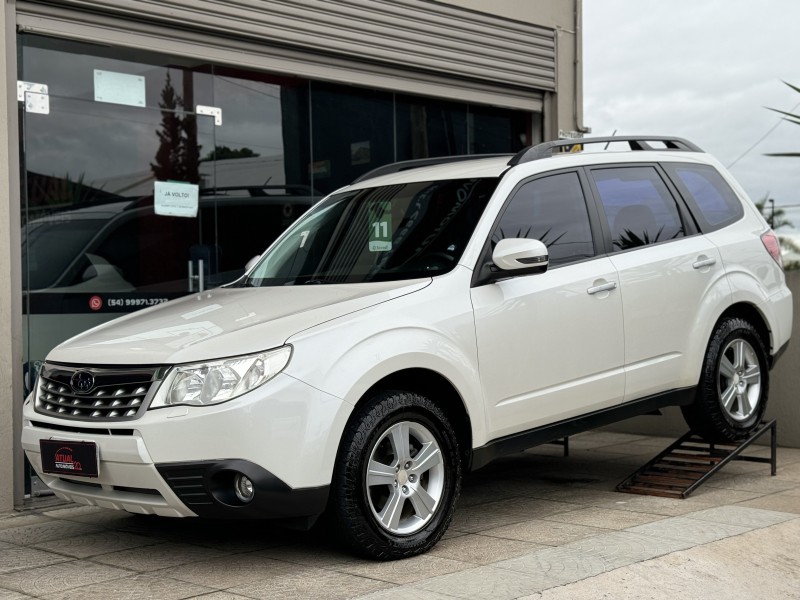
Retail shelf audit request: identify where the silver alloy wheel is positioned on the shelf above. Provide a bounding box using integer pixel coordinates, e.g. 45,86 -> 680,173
365,420 -> 445,535
717,338 -> 761,422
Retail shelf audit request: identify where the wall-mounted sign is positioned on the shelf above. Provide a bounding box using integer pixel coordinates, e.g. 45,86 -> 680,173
94,69 -> 146,108
154,181 -> 199,218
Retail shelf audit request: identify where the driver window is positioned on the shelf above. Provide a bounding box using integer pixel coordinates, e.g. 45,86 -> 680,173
492,171 -> 595,267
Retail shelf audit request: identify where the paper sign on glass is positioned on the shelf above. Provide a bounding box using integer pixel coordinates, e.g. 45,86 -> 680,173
94,69 -> 146,108
154,181 -> 199,218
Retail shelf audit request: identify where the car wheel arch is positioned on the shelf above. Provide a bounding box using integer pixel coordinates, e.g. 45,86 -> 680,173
713,302 -> 772,357
343,368 -> 473,470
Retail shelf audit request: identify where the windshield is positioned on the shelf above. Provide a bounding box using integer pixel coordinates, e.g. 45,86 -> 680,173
243,178 -> 499,286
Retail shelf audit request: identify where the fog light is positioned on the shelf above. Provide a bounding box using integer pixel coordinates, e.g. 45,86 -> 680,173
234,473 -> 255,503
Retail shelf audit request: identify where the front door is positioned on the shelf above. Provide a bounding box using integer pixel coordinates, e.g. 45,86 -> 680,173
471,171 -> 625,439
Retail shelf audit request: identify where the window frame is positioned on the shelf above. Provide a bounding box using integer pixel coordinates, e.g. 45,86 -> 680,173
583,162 -> 701,256
471,167 -> 605,287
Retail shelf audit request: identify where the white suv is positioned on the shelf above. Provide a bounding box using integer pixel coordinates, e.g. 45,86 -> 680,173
22,136 -> 793,559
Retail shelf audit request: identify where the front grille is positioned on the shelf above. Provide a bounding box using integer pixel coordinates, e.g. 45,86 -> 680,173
35,364 -> 162,422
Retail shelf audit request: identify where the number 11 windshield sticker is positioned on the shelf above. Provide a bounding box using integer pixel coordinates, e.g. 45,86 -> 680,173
369,200 -> 393,252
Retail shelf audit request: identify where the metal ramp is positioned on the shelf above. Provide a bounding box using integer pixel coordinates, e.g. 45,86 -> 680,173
617,420 -> 777,499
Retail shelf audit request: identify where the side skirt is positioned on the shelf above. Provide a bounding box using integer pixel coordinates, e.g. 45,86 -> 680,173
469,386 -> 696,471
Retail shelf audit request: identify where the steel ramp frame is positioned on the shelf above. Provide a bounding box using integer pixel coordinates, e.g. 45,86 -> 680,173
616,420 -> 777,499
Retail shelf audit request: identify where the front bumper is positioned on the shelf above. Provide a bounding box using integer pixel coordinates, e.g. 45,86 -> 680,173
156,459 -> 328,519
22,372 -> 349,518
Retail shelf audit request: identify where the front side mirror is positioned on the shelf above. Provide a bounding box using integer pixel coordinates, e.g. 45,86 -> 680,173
492,238 -> 549,275
244,254 -> 261,272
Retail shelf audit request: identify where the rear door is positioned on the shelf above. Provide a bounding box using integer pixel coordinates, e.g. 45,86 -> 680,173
586,164 -> 729,401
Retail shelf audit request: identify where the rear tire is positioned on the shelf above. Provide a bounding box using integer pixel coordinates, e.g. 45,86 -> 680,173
330,390 -> 461,560
682,317 -> 769,442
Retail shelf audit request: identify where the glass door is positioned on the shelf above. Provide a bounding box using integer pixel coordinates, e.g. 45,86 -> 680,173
21,95 -> 218,379
19,36 -> 223,378
19,37 -> 220,494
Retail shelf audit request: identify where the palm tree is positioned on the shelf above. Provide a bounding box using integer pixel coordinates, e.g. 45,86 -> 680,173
765,81 -> 800,158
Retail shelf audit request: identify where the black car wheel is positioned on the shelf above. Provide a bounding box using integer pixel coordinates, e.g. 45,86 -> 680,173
329,390 -> 461,560
682,317 -> 769,441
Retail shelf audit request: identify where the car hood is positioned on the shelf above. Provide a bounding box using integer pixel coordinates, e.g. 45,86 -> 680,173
47,280 -> 431,366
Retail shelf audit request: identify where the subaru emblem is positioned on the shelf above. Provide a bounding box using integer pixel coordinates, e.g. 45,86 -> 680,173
70,371 -> 95,394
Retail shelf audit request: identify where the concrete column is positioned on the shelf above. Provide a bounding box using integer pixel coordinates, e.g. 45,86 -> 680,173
0,0 -> 24,511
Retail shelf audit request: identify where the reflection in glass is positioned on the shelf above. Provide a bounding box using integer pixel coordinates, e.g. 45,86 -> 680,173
492,172 -> 595,267
592,167 -> 686,251
310,82 -> 394,195
395,95 -> 468,161
18,33 -> 537,351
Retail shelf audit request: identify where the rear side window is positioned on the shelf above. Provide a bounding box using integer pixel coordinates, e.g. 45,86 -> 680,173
665,163 -> 744,231
590,166 -> 686,252
492,171 -> 595,267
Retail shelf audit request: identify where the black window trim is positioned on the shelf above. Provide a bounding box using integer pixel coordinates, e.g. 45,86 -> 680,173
471,167 -> 606,288
582,162 -> 702,257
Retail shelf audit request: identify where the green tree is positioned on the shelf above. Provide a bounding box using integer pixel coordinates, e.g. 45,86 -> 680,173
201,146 -> 260,161
150,72 -> 201,183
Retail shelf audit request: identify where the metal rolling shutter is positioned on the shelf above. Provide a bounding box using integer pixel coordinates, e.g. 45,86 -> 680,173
16,0 -> 553,110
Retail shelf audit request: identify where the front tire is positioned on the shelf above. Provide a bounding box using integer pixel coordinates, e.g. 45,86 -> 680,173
330,390 -> 461,560
682,317 -> 769,441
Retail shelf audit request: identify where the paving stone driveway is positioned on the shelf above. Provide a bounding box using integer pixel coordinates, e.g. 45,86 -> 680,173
1,431 -> 798,599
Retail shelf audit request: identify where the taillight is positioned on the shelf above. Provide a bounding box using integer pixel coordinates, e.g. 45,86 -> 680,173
761,230 -> 783,269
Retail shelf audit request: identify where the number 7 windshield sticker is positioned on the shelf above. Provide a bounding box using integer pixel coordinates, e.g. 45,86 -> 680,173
369,201 -> 392,252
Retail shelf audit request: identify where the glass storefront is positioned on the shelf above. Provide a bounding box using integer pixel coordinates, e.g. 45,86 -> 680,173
18,34 -> 539,491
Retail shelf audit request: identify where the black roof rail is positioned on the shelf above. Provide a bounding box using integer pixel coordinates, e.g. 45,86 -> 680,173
508,136 -> 703,166
352,154 -> 512,184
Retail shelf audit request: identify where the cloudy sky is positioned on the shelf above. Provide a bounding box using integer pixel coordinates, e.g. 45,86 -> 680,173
583,0 -> 800,225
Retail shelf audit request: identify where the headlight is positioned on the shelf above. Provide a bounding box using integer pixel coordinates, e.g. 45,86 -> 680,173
150,346 -> 292,408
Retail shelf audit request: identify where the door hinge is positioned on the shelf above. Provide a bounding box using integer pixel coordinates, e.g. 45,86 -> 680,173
17,81 -> 49,114
196,104 -> 222,126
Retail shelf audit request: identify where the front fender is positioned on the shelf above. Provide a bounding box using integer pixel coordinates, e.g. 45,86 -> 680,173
284,271 -> 487,449
337,330 -> 483,429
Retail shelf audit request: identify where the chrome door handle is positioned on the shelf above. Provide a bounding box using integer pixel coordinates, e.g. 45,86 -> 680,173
693,257 -> 716,269
587,281 -> 617,295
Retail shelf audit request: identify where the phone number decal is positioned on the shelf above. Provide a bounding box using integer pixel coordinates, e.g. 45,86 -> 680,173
106,297 -> 169,308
